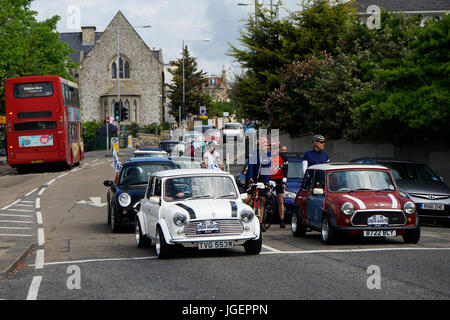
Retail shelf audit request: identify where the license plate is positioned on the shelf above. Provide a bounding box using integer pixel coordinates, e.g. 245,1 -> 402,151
421,203 -> 444,210
367,215 -> 389,227
364,230 -> 396,237
31,160 -> 44,163
196,220 -> 220,234
198,241 -> 233,250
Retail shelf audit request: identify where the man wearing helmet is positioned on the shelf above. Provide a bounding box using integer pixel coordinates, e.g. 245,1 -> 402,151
302,134 -> 330,174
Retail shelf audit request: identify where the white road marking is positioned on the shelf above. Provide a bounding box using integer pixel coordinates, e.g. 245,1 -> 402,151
0,214 -> 33,218
0,234 -> 32,237
35,198 -> 40,209
0,220 -> 33,224
14,204 -> 34,207
36,211 -> 43,225
1,199 -> 21,211
35,250 -> 44,270
32,256 -> 158,267
46,179 -> 56,186
57,172 -> 69,179
262,244 -> 281,252
5,208 -> 34,212
38,228 -> 45,246
26,276 -> 42,300
260,247 -> 450,255
0,226 -> 32,230
25,189 -> 38,197
38,188 -> 46,196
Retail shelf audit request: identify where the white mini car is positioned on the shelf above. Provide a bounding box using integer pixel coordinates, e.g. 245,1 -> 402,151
135,169 -> 262,258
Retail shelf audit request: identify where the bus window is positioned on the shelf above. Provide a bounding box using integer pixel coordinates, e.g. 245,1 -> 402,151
14,82 -> 53,98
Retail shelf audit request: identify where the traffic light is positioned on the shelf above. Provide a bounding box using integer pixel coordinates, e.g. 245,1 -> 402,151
114,102 -> 121,121
121,105 -> 128,121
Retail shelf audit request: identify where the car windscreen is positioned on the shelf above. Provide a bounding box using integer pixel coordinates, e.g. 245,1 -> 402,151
327,170 -> 395,192
287,160 -> 304,179
378,161 -> 441,182
164,176 -> 237,202
119,163 -> 179,185
224,124 -> 241,129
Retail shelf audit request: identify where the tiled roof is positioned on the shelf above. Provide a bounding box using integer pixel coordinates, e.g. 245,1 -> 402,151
59,32 -> 103,63
350,0 -> 450,12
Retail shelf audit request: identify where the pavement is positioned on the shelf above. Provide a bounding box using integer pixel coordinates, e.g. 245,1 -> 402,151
0,148 -> 132,279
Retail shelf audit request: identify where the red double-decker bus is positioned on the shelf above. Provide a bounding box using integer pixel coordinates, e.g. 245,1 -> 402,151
5,76 -> 84,172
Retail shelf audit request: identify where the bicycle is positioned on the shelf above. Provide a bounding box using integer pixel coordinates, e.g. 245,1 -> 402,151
247,181 -> 276,231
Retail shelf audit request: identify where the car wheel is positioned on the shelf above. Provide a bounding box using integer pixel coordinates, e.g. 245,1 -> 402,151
402,226 -> 421,244
136,219 -> 151,248
110,204 -> 121,233
321,216 -> 338,245
291,207 -> 306,237
244,233 -> 262,255
155,226 -> 172,259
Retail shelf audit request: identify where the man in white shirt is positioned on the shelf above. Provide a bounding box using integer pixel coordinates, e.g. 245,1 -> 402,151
203,142 -> 223,170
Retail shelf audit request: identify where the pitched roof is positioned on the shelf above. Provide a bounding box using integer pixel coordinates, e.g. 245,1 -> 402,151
59,31 -> 103,63
350,0 -> 450,12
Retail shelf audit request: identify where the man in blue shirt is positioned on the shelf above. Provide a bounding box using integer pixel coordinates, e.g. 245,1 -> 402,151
302,134 -> 330,174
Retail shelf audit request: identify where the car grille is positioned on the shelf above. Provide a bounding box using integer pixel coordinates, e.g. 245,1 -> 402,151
351,210 -> 407,226
410,193 -> 450,200
184,219 -> 243,237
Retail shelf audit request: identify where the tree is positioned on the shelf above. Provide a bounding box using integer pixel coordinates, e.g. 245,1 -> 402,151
228,0 -> 354,123
351,14 -> 450,142
167,46 -> 212,122
0,0 -> 78,113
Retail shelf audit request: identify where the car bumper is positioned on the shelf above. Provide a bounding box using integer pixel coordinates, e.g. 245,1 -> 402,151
335,225 -> 419,236
169,234 -> 259,247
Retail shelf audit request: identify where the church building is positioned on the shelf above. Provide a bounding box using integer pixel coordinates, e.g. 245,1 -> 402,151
60,11 -> 164,126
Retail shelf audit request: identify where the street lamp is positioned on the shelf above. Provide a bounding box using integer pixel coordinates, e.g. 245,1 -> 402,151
115,24 -> 151,148
181,38 -> 210,129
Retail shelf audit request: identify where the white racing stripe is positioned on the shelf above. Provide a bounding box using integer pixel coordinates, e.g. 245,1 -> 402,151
342,195 -> 366,209
388,194 -> 398,209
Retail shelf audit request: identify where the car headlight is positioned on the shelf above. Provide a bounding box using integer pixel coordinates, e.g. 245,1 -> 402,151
341,202 -> 355,216
240,210 -> 254,223
173,212 -> 188,226
118,193 -> 131,207
284,191 -> 296,199
403,201 -> 415,215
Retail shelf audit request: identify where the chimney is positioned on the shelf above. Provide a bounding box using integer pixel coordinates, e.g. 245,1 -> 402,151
81,26 -> 96,45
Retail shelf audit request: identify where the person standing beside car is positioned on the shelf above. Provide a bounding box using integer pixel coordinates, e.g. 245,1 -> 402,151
302,134 -> 330,174
203,141 -> 223,171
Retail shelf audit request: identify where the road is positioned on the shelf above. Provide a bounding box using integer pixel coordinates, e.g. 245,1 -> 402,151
0,153 -> 449,304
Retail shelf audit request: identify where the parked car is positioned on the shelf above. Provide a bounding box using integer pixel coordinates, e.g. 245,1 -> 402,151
132,148 -> 168,159
103,157 -> 180,232
168,156 -> 203,169
351,158 -> 450,226
159,140 -> 186,157
135,169 -> 262,258
194,125 -> 222,146
291,163 -> 420,244
223,122 -> 244,143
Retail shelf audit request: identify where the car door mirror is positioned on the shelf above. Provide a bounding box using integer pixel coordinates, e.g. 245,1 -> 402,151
149,196 -> 161,205
103,180 -> 113,187
312,188 -> 324,195
240,193 -> 248,201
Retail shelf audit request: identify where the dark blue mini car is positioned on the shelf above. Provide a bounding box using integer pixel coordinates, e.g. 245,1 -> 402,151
103,157 -> 180,232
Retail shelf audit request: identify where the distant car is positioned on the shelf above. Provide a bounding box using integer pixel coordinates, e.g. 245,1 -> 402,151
291,163 -> 420,244
351,157 -> 450,226
132,148 -> 168,158
159,140 -> 186,157
168,156 -> 203,169
194,125 -> 222,145
223,122 -> 244,143
135,169 -> 262,258
103,158 -> 180,232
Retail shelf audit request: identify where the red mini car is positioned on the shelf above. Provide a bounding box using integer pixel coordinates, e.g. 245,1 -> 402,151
291,163 -> 420,244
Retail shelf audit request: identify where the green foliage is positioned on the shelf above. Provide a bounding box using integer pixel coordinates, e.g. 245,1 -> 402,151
82,120 -> 104,142
141,123 -> 163,135
0,0 -> 78,113
207,101 -> 239,118
351,14 -> 450,142
167,46 -> 212,121
228,0 -> 354,123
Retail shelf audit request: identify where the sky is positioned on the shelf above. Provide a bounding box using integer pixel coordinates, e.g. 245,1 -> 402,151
30,0 -> 305,78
